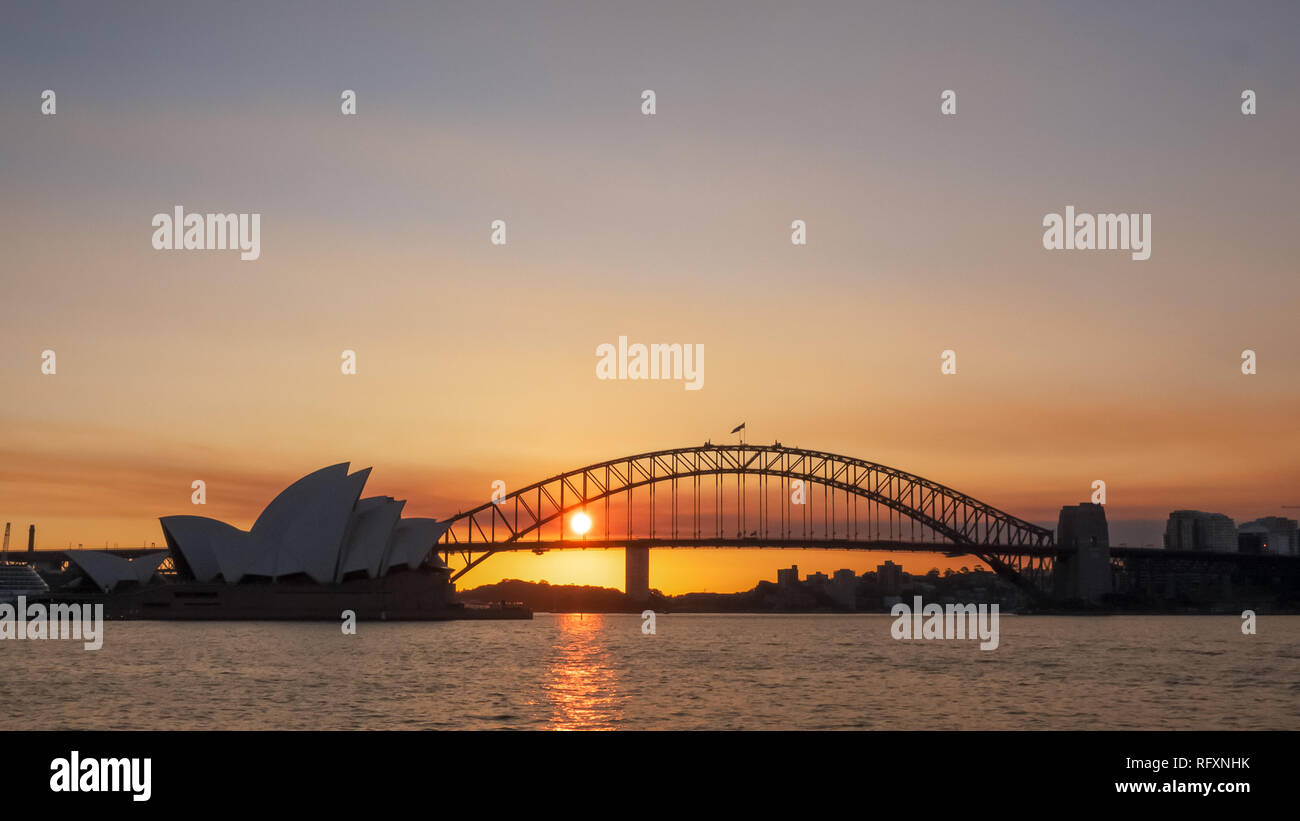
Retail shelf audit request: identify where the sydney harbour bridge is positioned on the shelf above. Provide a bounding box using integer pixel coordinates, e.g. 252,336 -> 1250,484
439,443 -> 1071,601
437,442 -> 1300,605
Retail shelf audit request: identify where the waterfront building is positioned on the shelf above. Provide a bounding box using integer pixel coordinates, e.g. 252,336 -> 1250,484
830,569 -> 858,610
159,463 -> 449,584
1164,511 -> 1237,552
877,561 -> 903,595
31,463 -> 512,621
1238,517 -> 1299,556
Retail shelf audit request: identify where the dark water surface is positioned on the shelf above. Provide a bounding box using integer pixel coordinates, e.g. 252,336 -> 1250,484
2,614 -> 1296,730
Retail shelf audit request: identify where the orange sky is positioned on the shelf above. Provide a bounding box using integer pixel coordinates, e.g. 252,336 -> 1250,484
2,3 -> 1298,594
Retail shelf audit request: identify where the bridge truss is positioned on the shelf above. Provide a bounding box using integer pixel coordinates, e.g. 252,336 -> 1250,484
439,443 -> 1058,597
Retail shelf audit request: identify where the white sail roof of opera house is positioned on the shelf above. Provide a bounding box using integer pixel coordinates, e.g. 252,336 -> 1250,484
63,550 -> 170,593
159,463 -> 450,585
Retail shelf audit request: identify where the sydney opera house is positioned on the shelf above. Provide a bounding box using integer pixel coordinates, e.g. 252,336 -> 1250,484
161,463 -> 446,588
41,463 -> 523,620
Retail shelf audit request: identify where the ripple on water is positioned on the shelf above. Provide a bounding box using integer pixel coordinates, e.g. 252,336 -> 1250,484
1,614 -> 1296,730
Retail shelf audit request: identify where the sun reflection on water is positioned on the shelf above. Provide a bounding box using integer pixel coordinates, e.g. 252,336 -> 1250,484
542,614 -> 623,730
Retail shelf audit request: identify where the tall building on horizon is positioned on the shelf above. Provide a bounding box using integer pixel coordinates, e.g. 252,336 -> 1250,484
1165,511 -> 1237,552
876,561 -> 903,595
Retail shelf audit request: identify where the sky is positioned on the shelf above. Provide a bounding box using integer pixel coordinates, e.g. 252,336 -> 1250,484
2,1 -> 1298,593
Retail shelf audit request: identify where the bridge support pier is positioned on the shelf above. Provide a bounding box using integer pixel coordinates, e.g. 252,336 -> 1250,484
1054,503 -> 1112,603
625,546 -> 649,604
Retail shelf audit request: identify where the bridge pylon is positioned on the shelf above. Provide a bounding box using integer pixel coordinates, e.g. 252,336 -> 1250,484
625,546 -> 649,603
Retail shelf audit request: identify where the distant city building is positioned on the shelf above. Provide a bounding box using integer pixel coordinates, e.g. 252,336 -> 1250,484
1237,524 -> 1267,554
805,571 -> 829,587
777,565 -> 799,587
1238,517 -> 1299,556
1165,510 -> 1237,552
830,569 -> 857,610
877,560 -> 903,595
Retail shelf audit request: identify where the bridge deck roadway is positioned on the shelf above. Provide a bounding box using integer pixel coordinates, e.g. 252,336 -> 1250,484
441,539 -> 1299,564
442,538 -> 1062,556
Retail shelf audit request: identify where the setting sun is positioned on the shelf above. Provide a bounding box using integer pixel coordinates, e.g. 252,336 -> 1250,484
570,511 -> 592,536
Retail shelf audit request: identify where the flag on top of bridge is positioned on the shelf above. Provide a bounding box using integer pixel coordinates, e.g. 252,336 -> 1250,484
730,422 -> 745,434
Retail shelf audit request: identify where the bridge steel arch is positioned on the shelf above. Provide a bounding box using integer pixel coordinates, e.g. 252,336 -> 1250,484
439,444 -> 1057,597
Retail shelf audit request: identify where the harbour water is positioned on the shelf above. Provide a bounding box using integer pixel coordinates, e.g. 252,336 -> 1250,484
2,614 -> 1296,730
